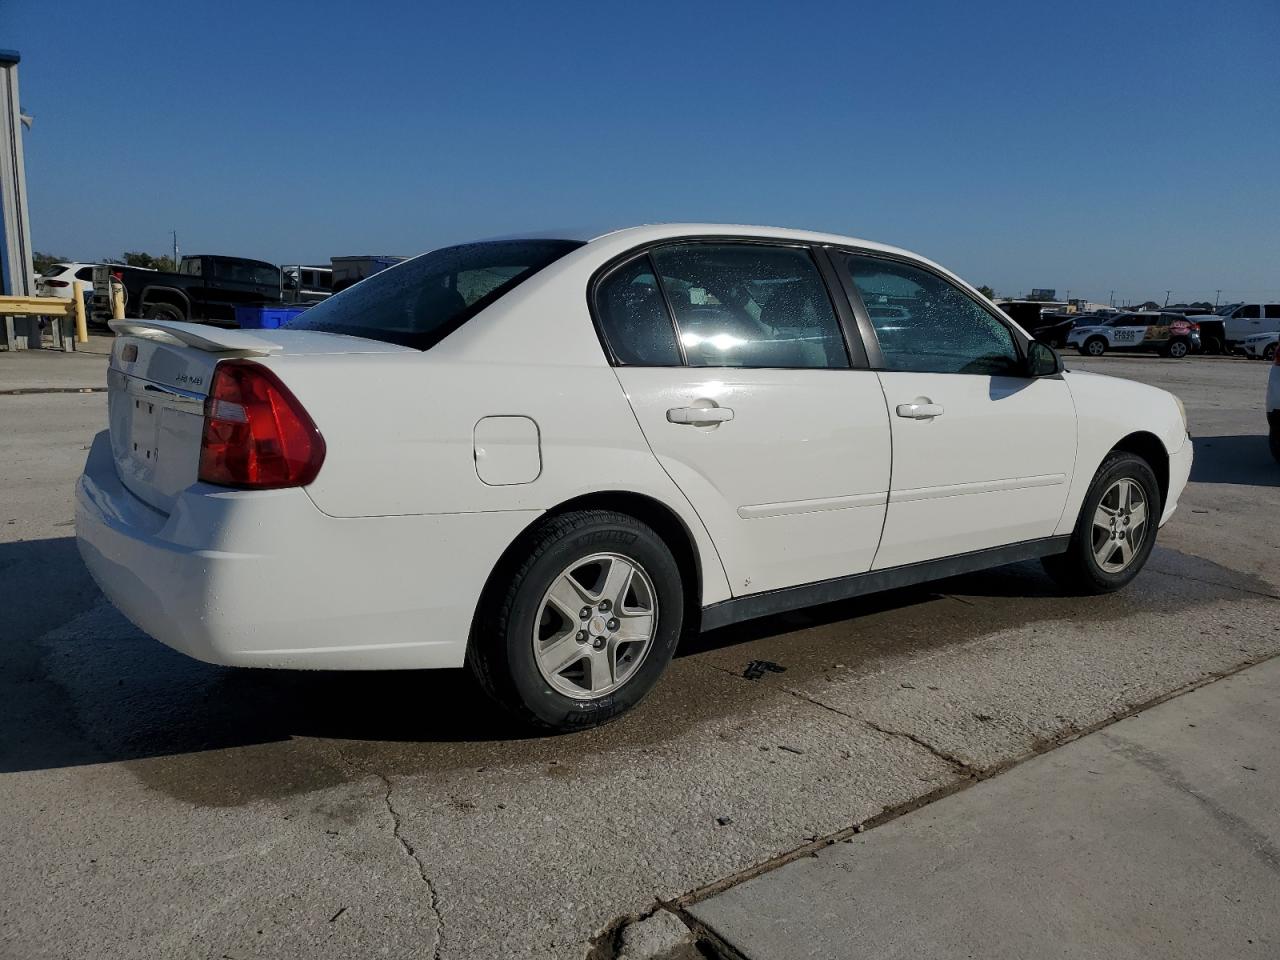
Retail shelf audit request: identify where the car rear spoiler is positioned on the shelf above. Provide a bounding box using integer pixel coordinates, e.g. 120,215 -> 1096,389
109,319 -> 283,356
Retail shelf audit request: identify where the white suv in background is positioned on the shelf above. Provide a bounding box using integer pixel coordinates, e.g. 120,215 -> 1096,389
1240,331 -> 1278,362
35,262 -> 97,298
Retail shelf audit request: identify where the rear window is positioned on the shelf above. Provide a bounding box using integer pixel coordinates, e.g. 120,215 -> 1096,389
288,239 -> 583,349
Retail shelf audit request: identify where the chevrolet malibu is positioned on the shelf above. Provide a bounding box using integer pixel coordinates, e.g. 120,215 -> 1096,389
76,224 -> 1193,730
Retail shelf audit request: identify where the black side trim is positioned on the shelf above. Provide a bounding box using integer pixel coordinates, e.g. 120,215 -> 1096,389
699,535 -> 1072,631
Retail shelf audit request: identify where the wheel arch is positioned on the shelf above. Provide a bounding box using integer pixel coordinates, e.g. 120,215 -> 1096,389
468,491 -> 710,653
139,285 -> 191,316
1110,431 -> 1170,507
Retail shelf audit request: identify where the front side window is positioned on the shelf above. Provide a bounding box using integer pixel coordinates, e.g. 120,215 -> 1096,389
289,239 -> 582,349
841,254 -> 1022,375
1237,304 -> 1261,319
650,243 -> 848,369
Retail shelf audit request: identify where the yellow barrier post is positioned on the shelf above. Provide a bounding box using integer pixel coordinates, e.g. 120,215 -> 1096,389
72,280 -> 89,344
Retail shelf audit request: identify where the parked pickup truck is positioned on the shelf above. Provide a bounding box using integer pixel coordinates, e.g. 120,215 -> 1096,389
91,255 -> 281,327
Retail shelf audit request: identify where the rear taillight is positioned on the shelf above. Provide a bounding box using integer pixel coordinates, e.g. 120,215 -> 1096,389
45,278 -> 69,288
198,359 -> 325,488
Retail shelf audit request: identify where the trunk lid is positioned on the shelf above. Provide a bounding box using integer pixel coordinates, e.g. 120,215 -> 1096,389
106,319 -> 412,513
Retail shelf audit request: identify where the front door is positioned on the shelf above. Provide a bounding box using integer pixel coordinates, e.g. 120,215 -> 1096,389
835,251 -> 1077,570
595,241 -> 892,596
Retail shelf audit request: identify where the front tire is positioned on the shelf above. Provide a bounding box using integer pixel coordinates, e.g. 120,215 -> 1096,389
1083,337 -> 1107,357
1165,339 -> 1190,359
1264,343 -> 1277,362
1042,452 -> 1161,594
467,510 -> 684,732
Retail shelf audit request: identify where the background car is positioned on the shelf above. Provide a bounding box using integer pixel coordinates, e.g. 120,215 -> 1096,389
1067,311 -> 1200,358
35,261 -> 97,298
75,224 -> 1193,731
1240,331 -> 1279,362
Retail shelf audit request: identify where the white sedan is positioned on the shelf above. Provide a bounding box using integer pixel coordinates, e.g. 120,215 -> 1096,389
76,224 -> 1193,730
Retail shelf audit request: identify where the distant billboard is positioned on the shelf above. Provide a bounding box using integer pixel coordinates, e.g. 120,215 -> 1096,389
1029,288 -> 1057,301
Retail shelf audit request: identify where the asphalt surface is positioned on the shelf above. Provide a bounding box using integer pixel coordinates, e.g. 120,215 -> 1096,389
1,349 -> 1277,959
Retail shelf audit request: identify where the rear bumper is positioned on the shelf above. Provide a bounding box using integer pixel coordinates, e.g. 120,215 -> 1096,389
1161,434 -> 1193,526
75,431 -> 536,670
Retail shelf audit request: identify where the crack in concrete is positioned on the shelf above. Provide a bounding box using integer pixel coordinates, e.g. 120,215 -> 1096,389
699,660 -> 977,777
1148,565 -> 1280,601
375,771 -> 445,960
859,719 -> 978,777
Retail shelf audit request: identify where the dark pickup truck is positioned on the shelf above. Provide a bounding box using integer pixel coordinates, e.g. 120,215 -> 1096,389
91,254 -> 281,327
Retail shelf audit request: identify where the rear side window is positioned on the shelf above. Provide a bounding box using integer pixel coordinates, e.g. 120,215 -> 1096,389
651,243 -> 849,369
290,240 -> 583,349
1265,305 -> 1280,319
594,256 -> 682,365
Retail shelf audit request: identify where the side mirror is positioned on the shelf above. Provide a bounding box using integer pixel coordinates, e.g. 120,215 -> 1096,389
1028,340 -> 1062,377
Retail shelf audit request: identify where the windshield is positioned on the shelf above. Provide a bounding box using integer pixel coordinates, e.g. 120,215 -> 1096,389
288,239 -> 584,349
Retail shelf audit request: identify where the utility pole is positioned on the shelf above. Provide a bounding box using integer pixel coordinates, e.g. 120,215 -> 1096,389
171,229 -> 178,266
1214,289 -> 1221,308
1164,290 -> 1171,306
1109,290 -> 1115,307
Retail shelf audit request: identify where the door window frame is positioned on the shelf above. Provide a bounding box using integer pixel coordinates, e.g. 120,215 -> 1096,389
587,236 -> 872,370
825,246 -> 1034,376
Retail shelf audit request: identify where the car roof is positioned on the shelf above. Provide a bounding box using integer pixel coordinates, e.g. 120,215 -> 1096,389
586,222 -> 920,260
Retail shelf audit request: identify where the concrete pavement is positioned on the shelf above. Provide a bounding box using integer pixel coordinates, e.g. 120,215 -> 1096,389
1,350 -> 1277,959
690,654 -> 1280,959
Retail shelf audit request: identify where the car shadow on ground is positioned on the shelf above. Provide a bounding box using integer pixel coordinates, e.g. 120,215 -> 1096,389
1189,435 -> 1278,487
3,524 -> 1270,786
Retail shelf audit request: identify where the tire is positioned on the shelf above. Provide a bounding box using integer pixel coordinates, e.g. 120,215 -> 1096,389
1264,343 -> 1277,362
466,510 -> 684,732
1083,337 -> 1107,357
143,301 -> 184,323
1041,451 -> 1162,594
1202,336 -> 1223,355
1165,339 -> 1189,359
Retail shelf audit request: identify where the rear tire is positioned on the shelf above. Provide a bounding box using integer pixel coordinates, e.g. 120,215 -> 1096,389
1264,343 -> 1277,362
466,510 -> 684,732
1165,339 -> 1189,359
143,301 -> 184,323
1042,452 -> 1161,594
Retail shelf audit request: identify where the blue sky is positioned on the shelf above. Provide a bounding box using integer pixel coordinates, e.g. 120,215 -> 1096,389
4,0 -> 1278,303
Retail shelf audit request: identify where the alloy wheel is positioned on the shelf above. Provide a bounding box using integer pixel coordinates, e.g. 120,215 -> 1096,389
532,553 -> 658,700
1091,478 -> 1149,573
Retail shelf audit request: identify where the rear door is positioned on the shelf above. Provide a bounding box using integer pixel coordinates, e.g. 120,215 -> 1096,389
597,240 -> 892,596
833,251 -> 1077,570
1107,316 -> 1149,350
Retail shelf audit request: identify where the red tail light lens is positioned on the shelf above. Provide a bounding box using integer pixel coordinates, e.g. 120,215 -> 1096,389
198,360 -> 325,488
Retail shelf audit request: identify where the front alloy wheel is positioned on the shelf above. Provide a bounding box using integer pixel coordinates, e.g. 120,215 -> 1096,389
1090,478 -> 1149,573
1085,338 -> 1107,357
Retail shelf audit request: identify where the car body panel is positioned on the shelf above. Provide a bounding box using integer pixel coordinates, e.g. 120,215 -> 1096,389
615,367 -> 891,594
872,372 -> 1076,569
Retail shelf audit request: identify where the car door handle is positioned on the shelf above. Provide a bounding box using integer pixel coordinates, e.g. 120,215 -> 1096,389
667,406 -> 735,425
895,399 -> 945,420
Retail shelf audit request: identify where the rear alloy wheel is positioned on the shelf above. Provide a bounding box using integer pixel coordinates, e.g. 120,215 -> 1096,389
1084,337 -> 1107,357
1166,339 -> 1189,359
1042,452 -> 1161,594
1264,343 -> 1277,362
467,510 -> 684,731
